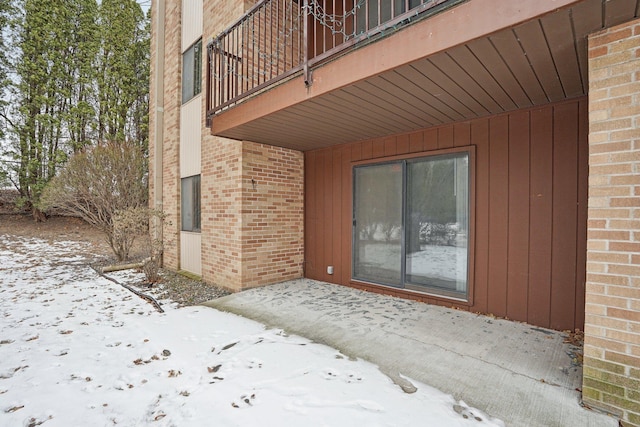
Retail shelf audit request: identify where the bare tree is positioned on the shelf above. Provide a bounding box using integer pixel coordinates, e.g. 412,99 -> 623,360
39,141 -> 148,261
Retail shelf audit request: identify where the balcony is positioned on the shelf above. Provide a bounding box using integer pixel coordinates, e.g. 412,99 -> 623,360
207,0 -> 461,118
207,0 -> 640,151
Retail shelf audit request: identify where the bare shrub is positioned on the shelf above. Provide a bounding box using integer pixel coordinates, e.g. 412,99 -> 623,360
112,206 -> 161,262
40,141 -> 148,261
143,258 -> 160,283
142,210 -> 165,283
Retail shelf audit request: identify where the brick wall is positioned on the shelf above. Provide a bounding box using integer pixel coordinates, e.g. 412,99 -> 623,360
586,18 -> 640,427
151,0 -> 304,289
200,0 -> 304,291
200,137 -> 244,289
241,142 -> 304,288
149,0 -> 157,215
200,138 -> 304,291
150,0 -> 182,271
200,0 -> 248,290
161,0 -> 182,270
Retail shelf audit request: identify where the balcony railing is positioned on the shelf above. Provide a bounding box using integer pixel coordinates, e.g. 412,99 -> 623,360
207,0 -> 461,121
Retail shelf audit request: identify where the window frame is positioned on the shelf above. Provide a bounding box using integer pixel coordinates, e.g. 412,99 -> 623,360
182,38 -> 202,104
351,146 -> 476,304
181,174 -> 201,233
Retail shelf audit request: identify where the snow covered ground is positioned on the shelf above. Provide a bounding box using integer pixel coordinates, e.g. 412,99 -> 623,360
0,235 -> 504,426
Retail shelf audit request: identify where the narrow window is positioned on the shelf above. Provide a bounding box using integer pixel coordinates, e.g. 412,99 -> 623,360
353,149 -> 472,301
182,39 -> 202,104
181,175 -> 201,232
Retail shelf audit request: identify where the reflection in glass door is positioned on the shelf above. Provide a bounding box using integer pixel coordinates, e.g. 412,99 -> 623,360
353,151 -> 470,300
353,163 -> 403,286
405,153 -> 469,298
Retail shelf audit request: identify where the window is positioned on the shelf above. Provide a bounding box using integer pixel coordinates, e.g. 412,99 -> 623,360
182,39 -> 202,104
181,175 -> 201,232
353,149 -> 472,300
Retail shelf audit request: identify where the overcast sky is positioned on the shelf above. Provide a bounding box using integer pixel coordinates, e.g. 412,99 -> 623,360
137,0 -> 150,13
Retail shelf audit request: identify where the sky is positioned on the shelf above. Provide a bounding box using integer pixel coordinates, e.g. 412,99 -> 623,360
137,0 -> 150,14
0,234 -> 505,426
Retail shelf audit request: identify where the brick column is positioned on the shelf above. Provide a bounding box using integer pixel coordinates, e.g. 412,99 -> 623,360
200,0 -> 304,291
240,142 -> 304,288
200,137 -> 244,290
585,19 -> 640,427
200,138 -> 304,292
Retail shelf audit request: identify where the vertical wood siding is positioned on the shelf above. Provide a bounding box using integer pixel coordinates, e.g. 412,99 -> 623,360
180,231 -> 202,276
180,94 -> 202,178
182,0 -> 203,52
304,98 -> 588,331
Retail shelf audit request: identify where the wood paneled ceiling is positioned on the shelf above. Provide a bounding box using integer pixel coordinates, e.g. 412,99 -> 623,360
212,0 -> 640,151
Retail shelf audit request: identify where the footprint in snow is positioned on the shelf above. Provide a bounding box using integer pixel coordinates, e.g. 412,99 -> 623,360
56,349 -> 69,356
4,404 -> 25,413
22,333 -> 39,342
0,365 -> 28,379
231,393 -> 256,408
246,359 -> 262,369
322,369 -> 339,380
345,373 -> 363,383
453,403 -> 485,422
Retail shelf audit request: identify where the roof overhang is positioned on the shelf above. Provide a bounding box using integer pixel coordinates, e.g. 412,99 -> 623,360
210,0 -> 640,151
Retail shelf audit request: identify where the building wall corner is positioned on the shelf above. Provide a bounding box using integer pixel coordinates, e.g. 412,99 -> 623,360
585,17 -> 640,427
199,137 -> 304,292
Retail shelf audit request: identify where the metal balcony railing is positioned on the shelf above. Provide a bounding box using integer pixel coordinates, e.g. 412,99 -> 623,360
206,0 -> 461,121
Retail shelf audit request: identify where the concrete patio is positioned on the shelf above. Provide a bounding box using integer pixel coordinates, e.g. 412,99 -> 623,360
204,279 -> 617,427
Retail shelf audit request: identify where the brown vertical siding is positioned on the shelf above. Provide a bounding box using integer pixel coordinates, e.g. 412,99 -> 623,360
331,146 -> 343,279
397,134 -> 410,154
550,102 -> 579,330
409,131 -> 423,152
438,126 -> 454,149
507,110 -> 530,323
528,107 -> 553,327
339,145 -> 352,285
487,115 -> 510,319
471,119 -> 490,315
304,97 -> 588,330
423,128 -> 437,151
453,122 -> 470,148
304,150 -> 317,276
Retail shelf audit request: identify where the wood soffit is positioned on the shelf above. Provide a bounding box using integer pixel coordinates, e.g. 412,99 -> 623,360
210,0 -> 640,151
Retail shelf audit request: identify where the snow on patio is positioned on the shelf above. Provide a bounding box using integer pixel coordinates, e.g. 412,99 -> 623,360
0,235 -> 504,426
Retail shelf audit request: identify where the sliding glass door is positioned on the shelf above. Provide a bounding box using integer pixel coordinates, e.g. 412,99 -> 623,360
353,150 -> 471,300
353,163 -> 403,286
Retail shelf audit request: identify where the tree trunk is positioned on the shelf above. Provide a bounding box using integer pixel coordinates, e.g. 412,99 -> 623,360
31,206 -> 47,222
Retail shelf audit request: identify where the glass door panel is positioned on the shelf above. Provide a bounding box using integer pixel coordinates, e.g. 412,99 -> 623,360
405,153 -> 469,298
353,163 -> 403,286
